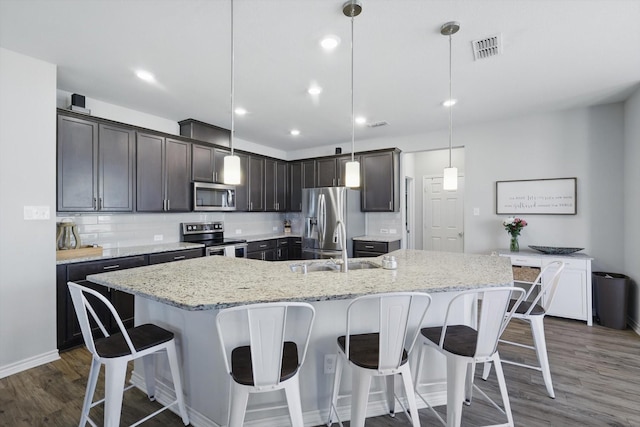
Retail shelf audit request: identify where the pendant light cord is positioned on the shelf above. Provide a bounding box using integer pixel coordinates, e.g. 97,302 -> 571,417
448,33 -> 452,169
350,15 -> 355,162
230,0 -> 235,156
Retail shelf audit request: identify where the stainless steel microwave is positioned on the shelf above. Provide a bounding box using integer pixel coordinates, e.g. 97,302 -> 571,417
193,182 -> 236,211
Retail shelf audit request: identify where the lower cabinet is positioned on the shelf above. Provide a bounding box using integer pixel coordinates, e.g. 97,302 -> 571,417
502,253 -> 593,325
276,238 -> 289,261
353,239 -> 401,258
247,239 -> 277,261
289,237 -> 302,260
148,248 -> 204,265
57,255 -> 147,351
57,248 -> 204,351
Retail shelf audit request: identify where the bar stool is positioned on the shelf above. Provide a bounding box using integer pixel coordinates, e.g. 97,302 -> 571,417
67,281 -> 189,427
216,302 -> 315,427
482,261 -> 566,398
414,287 -> 525,427
327,292 -> 432,427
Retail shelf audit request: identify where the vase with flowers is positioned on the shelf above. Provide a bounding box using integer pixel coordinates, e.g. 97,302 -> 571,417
503,217 -> 527,252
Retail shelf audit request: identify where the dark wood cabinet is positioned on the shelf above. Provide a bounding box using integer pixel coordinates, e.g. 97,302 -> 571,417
289,160 -> 315,212
148,248 -> 203,265
248,156 -> 265,211
266,159 -> 287,212
57,114 -> 134,212
57,255 -> 147,351
192,144 -> 215,182
247,239 -> 277,261
316,155 -> 357,187
276,238 -> 290,261
289,237 -> 302,260
137,132 -> 191,212
361,150 -> 400,212
235,153 -> 250,211
353,239 -> 401,257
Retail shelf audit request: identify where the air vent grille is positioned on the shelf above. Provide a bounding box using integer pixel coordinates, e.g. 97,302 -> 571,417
472,34 -> 502,60
367,121 -> 389,128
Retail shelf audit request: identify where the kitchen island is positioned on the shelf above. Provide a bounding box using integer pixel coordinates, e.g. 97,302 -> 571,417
87,249 -> 513,426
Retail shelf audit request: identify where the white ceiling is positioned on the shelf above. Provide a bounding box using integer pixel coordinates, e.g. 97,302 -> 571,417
1,0 -> 639,152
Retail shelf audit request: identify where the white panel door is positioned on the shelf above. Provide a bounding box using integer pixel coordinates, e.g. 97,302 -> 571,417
423,176 -> 464,252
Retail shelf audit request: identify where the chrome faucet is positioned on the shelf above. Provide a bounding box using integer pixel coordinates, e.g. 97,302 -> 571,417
336,220 -> 348,273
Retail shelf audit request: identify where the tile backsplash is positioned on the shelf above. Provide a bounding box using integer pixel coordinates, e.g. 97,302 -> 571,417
56,212 -> 301,249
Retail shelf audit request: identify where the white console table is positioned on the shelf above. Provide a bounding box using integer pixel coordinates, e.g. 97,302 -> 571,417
499,250 -> 594,326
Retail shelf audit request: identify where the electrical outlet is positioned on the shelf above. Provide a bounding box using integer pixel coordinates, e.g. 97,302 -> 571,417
154,234 -> 163,241
235,229 -> 242,234
473,207 -> 480,216
389,228 -> 397,234
324,354 -> 337,374
380,228 -> 389,234
273,226 -> 278,231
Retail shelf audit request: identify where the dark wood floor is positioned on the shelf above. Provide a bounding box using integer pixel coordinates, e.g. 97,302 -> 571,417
1,317 -> 639,426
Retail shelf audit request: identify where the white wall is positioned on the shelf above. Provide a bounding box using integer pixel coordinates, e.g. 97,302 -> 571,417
624,87 -> 640,329
0,48 -> 58,376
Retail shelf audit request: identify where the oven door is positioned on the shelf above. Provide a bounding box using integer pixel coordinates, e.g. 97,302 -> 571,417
206,243 -> 247,258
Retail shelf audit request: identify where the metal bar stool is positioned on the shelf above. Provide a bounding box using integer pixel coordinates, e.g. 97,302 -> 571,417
414,287 -> 525,427
67,281 -> 189,427
327,292 -> 432,427
216,301 -> 315,427
483,261 -> 566,398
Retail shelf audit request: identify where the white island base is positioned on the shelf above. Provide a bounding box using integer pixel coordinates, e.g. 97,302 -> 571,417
131,292 -> 474,427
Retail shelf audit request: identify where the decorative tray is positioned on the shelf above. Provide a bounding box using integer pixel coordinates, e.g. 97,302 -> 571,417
528,245 -> 584,255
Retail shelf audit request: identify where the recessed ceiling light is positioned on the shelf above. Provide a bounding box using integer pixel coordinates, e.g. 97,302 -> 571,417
443,99 -> 457,107
320,35 -> 340,50
355,116 -> 367,125
290,129 -> 300,136
135,70 -> 156,83
234,107 -> 247,115
308,86 -> 322,95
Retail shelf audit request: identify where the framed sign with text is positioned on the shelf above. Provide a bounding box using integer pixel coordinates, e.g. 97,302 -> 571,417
496,178 -> 577,215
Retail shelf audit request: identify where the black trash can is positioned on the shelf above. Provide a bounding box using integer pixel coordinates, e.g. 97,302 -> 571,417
593,272 -> 629,329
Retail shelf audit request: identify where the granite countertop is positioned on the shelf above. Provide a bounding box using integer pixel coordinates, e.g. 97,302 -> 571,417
56,242 -> 204,265
87,249 -> 513,311
497,249 -> 594,260
353,235 -> 402,243
243,233 -> 301,242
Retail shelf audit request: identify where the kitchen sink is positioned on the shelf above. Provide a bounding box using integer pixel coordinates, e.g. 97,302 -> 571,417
289,260 -> 381,273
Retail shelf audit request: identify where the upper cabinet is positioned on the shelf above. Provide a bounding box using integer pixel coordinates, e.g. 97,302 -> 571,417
315,155 -> 358,187
57,114 -> 134,212
289,160 -> 315,212
136,133 -> 191,212
248,156 -> 265,211
361,150 -> 400,212
234,152 -> 250,211
265,159 -> 287,212
191,144 -> 230,183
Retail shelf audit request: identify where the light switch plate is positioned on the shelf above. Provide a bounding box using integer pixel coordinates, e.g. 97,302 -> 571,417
235,229 -> 242,234
23,205 -> 50,220
380,228 -> 389,234
473,207 -> 480,216
389,228 -> 397,234
154,234 -> 163,241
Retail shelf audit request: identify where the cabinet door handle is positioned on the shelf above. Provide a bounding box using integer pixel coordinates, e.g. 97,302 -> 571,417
337,178 -> 340,186
261,252 -> 265,261
93,198 -> 97,210
259,244 -> 267,248
98,198 -> 102,210
173,256 -> 186,260
103,264 -> 120,270
277,249 -> 281,257
250,202 -> 253,210
365,245 -> 375,249
389,201 -> 392,210
167,199 -> 170,211
299,203 -> 302,210
215,172 -> 218,182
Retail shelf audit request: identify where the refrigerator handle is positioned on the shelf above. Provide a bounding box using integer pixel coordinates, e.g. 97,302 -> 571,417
318,193 -> 326,245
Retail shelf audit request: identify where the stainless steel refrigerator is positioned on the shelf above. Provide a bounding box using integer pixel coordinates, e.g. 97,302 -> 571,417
301,187 -> 365,259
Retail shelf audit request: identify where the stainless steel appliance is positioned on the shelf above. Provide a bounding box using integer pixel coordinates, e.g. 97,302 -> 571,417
181,221 -> 247,257
302,187 -> 365,259
193,182 -> 236,211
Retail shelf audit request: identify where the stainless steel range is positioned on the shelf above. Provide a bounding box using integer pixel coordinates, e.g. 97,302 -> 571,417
181,221 -> 247,257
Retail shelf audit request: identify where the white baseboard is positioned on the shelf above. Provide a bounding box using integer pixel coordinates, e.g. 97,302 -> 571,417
0,350 -> 60,380
131,371 -> 447,427
628,316 -> 640,336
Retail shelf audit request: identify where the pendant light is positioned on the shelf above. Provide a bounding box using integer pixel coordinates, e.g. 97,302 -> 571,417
441,21 -> 459,191
343,0 -> 362,188
223,0 -> 241,185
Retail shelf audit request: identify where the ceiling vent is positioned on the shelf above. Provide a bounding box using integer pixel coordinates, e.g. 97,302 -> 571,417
367,120 -> 389,128
472,34 -> 502,60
